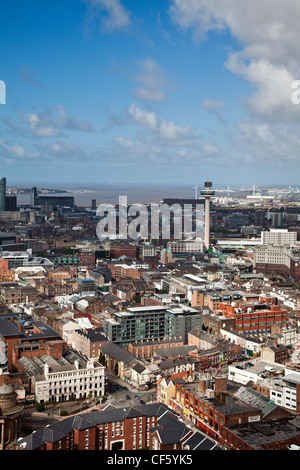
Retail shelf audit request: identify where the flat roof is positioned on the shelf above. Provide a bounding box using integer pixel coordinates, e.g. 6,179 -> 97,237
177,381 -> 256,415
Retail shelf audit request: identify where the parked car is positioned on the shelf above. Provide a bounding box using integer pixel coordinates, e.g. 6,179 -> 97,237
126,395 -> 130,400
134,395 -> 140,400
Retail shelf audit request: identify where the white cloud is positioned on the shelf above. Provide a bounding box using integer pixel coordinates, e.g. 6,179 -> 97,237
24,113 -> 61,137
134,59 -> 170,102
0,138 -> 39,160
128,103 -> 195,147
44,142 -> 83,156
202,99 -> 227,125
83,0 -> 131,32
3,106 -> 93,138
53,105 -> 93,132
128,103 -> 158,131
159,119 -> 193,144
232,120 -> 300,166
169,0 -> 300,123
169,0 -> 300,167
225,54 -> 299,123
135,88 -> 166,103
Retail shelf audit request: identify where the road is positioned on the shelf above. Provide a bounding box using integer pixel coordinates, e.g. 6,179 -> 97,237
18,373 -> 158,436
106,373 -> 156,408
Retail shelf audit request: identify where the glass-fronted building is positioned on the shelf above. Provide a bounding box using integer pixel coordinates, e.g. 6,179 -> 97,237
0,178 -> 6,211
102,305 -> 202,346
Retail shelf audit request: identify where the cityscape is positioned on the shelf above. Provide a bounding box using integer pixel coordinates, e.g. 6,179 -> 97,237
1,0 -> 300,458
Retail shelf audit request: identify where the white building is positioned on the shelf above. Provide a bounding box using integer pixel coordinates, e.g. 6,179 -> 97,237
261,229 -> 297,246
167,239 -> 204,253
227,359 -> 284,385
254,244 -> 291,269
269,372 -> 300,412
220,327 -> 264,356
33,359 -> 105,403
128,362 -> 157,389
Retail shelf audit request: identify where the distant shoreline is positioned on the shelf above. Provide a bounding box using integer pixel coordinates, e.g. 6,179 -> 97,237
8,182 -> 297,208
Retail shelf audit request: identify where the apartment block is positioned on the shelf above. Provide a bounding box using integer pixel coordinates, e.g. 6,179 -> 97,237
102,304 -> 202,346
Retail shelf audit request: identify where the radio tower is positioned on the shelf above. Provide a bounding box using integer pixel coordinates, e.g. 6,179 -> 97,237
200,181 -> 215,250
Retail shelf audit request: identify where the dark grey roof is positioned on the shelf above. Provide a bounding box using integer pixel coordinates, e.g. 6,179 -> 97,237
79,327 -> 108,343
150,410 -> 191,445
15,403 -> 173,449
154,345 -> 198,358
0,317 -> 23,337
99,342 -> 136,364
102,293 -> 120,302
43,427 -> 66,444
132,362 -> 146,374
184,431 -> 222,450
232,415 -> 300,449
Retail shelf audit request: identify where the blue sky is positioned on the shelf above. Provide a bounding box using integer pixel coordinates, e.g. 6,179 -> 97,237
1,0 -> 300,187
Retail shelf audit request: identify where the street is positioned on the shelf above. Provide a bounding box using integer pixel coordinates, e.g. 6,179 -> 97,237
106,373 -> 157,408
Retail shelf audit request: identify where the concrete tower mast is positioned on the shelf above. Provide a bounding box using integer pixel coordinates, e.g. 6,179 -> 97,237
200,181 -> 215,250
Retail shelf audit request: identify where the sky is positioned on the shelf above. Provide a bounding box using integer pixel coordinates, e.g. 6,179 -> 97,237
1,0 -> 300,188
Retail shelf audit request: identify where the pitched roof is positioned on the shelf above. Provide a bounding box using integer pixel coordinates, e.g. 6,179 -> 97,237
15,403 -> 174,449
99,342 -> 136,364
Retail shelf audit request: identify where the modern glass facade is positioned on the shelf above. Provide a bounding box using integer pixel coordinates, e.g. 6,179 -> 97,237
0,178 -> 6,211
102,305 -> 202,345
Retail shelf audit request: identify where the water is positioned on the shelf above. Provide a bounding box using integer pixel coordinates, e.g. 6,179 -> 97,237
11,181 -> 285,207
13,182 -> 213,207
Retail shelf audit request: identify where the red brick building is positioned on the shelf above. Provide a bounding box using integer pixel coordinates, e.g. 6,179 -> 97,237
0,314 -> 62,370
108,263 -> 141,280
14,403 -> 217,451
79,250 -> 95,267
38,280 -> 73,297
170,374 -> 300,450
110,244 -> 138,260
128,338 -> 184,360
217,300 -> 287,333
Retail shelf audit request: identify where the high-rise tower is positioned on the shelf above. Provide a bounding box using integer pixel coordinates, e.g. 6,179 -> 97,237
200,181 -> 215,250
0,178 -> 6,211
30,187 -> 37,206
